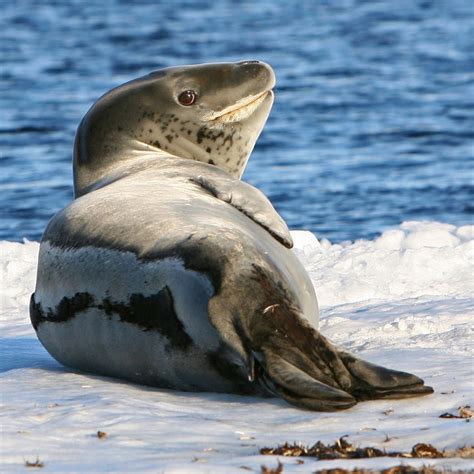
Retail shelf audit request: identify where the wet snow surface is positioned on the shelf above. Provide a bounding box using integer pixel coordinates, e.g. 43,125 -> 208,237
1,222 -> 473,472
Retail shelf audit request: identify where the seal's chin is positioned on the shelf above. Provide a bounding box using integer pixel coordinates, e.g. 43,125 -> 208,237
203,90 -> 272,124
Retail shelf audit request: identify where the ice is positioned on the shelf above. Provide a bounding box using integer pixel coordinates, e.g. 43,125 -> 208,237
301,221 -> 473,308
1,222 -> 473,472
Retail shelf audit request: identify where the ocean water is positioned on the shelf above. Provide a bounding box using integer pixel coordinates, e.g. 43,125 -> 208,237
1,0 -> 473,243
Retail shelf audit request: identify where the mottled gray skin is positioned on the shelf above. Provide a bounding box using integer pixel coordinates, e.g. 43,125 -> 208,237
31,61 -> 433,411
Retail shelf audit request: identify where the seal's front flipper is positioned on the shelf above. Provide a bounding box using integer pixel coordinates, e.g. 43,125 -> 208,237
338,352 -> 434,400
190,175 -> 293,248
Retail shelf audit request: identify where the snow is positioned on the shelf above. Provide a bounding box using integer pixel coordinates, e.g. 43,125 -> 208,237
1,221 -> 473,473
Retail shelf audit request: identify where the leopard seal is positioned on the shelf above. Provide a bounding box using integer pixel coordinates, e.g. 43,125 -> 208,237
30,61 -> 433,410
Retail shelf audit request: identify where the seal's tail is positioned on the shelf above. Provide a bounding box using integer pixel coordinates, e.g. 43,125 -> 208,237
249,304 -> 433,411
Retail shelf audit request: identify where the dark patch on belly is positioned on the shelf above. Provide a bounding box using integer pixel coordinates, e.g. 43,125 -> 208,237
99,286 -> 192,349
30,287 -> 193,350
30,292 -> 93,330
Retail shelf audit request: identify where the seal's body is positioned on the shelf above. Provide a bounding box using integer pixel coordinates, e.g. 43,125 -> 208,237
31,158 -> 315,395
31,61 -> 433,410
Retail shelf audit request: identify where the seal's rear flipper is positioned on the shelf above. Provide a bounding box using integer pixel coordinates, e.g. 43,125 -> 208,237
259,350 -> 357,411
254,331 -> 433,410
338,351 -> 434,400
246,307 -> 433,411
208,264 -> 433,411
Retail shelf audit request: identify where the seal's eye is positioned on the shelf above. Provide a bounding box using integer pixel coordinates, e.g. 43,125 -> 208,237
178,90 -> 198,106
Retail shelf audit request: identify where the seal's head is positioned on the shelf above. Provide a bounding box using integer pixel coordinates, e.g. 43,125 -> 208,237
74,61 -> 275,196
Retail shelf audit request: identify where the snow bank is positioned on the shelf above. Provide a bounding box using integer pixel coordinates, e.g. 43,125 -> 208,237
1,222 -> 472,473
293,221 -> 473,307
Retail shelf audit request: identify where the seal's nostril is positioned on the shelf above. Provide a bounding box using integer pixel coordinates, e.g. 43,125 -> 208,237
238,60 -> 260,65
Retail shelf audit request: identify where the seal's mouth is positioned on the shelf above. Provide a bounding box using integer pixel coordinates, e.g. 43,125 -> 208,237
203,90 -> 272,124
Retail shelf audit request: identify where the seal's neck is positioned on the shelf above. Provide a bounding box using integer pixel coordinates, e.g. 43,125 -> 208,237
73,118 -> 256,198
73,134 -> 175,198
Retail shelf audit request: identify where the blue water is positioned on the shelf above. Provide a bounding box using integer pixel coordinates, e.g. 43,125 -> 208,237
1,0 -> 473,243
